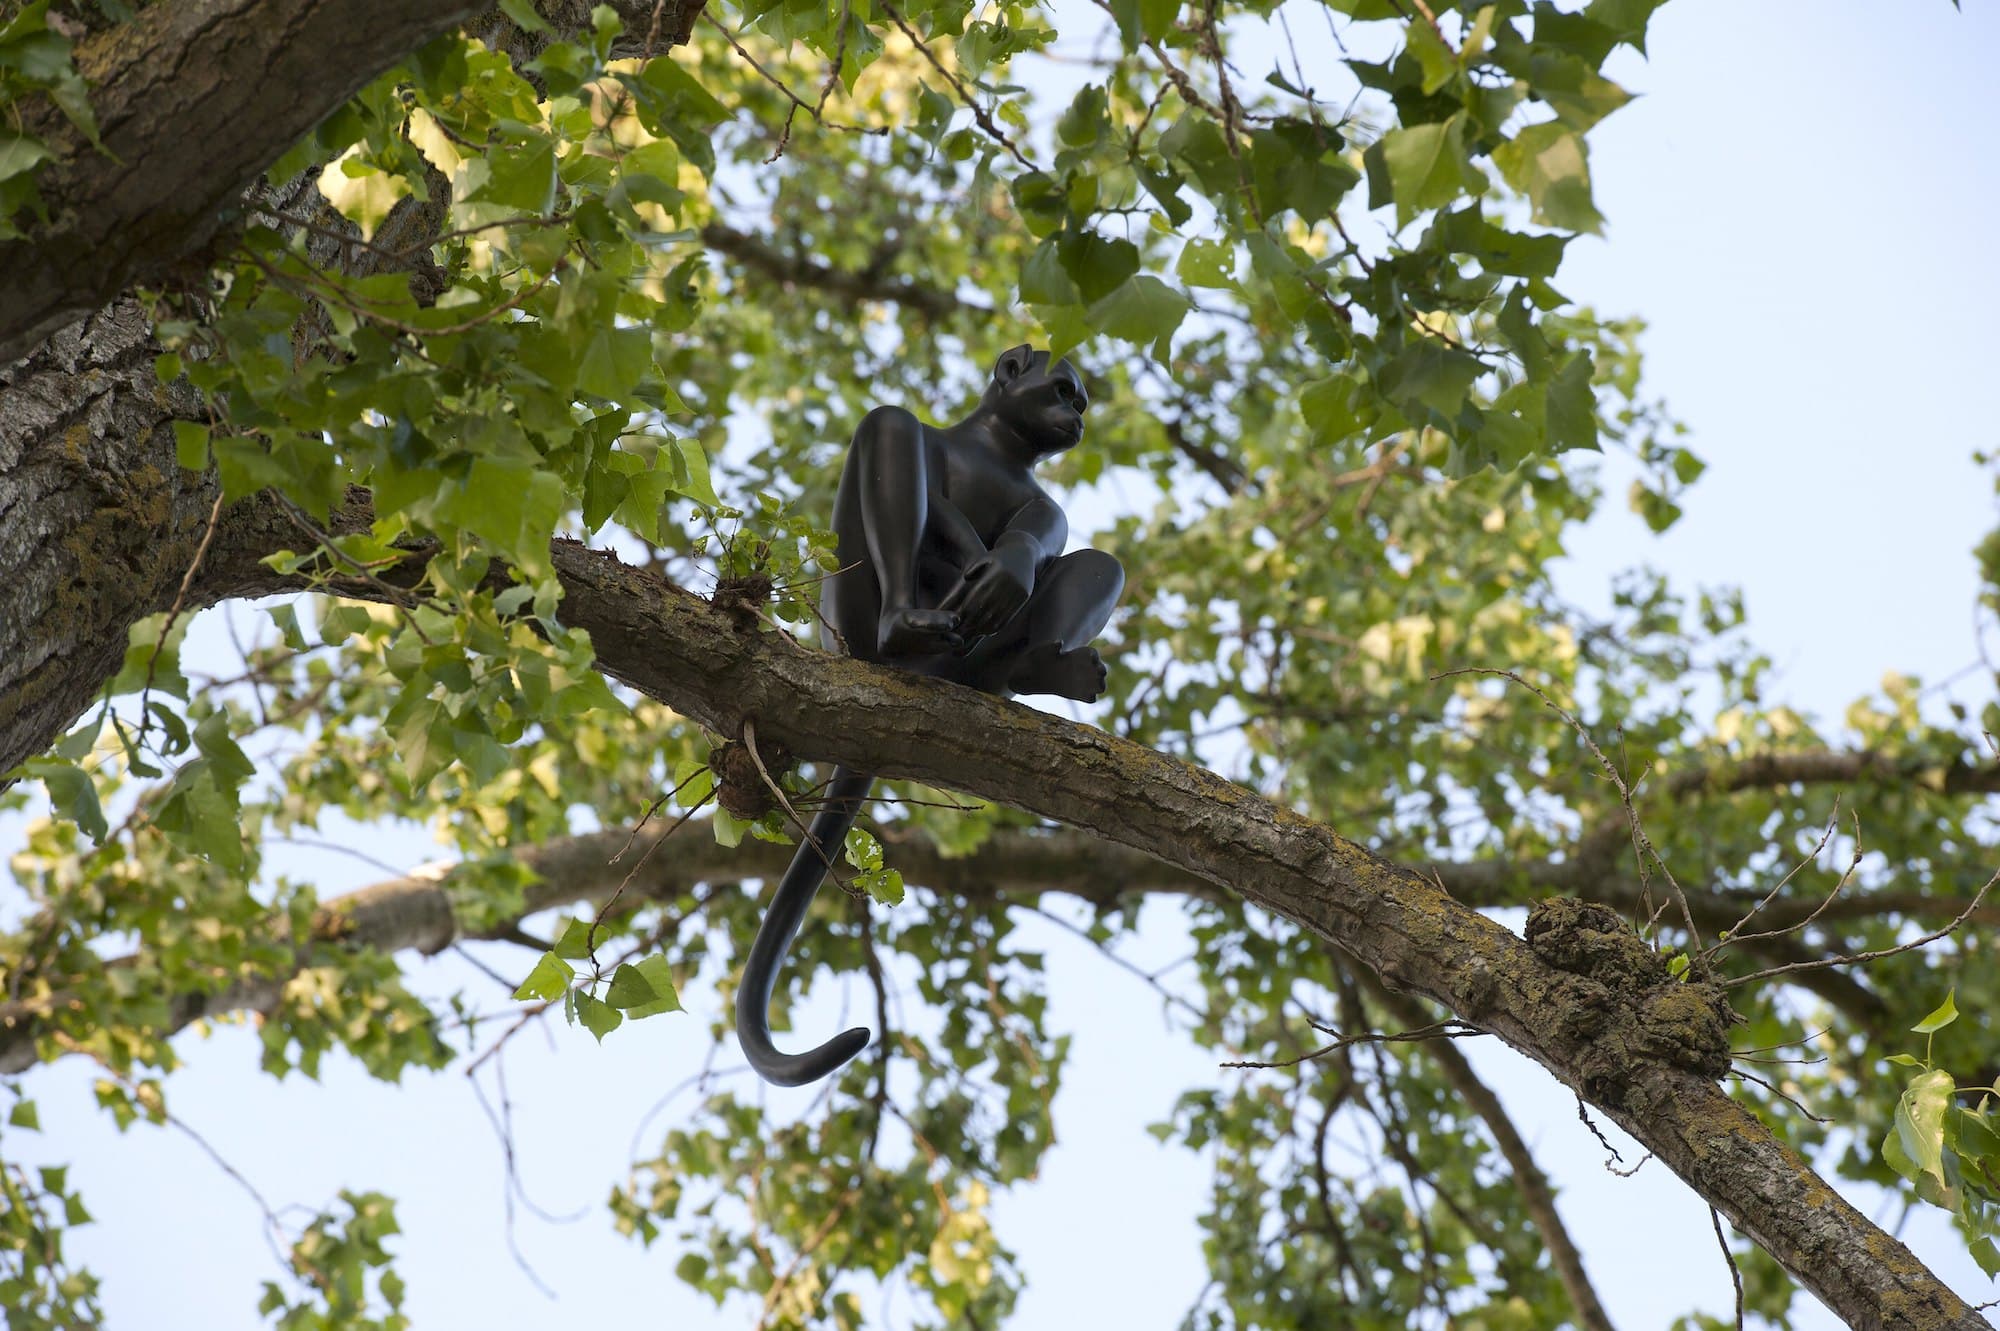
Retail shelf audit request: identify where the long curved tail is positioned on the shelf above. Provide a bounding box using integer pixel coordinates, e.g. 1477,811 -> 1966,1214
735,767 -> 875,1086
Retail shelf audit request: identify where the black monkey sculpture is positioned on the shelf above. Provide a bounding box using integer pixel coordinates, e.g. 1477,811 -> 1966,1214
735,345 -> 1125,1086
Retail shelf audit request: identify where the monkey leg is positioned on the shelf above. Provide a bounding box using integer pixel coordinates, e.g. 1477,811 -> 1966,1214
952,548 -> 1123,700
850,408 -> 963,658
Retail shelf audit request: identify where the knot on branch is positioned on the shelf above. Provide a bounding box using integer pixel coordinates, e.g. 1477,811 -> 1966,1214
711,738 -> 790,821
711,571 -> 774,627
1526,899 -> 1738,1089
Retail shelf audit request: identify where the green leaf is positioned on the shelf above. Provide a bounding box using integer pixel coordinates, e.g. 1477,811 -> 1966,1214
267,603 -> 310,651
1299,375 -> 1368,445
1365,115 -> 1477,228
432,458 -> 565,576
9,1099 -> 39,1130
1056,230 -> 1141,304
859,867 -> 905,906
1405,21 -> 1458,95
1022,238 -> 1082,305
1586,0 -> 1670,53
1106,0 -> 1178,48
317,153 -> 412,242
1086,275 -> 1189,358
843,826 -> 884,871
1056,85 -> 1108,150
1545,351 -> 1598,451
1493,122 -> 1604,234
1249,120 -> 1358,223
0,132 -> 50,184
577,325 -> 652,399
25,758 -> 107,840
1970,1236 -> 2000,1279
669,437 -> 720,508
394,697 -> 449,790
553,918 -> 594,959
467,133 -> 558,214
513,952 -> 574,1002
1913,989 -> 1960,1034
1377,342 -> 1482,418
1175,238 -> 1236,290
574,990 -> 623,1042
1894,1068 -> 1956,1193
319,602 -> 373,645
633,57 -> 730,172
1525,51 -> 1632,132
497,0 -> 551,32
606,955 -> 683,1017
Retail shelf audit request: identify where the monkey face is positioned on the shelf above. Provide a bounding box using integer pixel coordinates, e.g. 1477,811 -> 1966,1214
990,346 -> 1089,457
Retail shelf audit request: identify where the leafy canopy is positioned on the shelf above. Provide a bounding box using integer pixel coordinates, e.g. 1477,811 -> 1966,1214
8,1 -> 2000,1329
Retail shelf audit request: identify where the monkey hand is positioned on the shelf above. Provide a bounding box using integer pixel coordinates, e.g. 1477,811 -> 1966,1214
942,535 -> 1037,639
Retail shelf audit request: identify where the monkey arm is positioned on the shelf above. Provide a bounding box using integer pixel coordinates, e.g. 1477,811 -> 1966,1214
991,493 -> 1067,570
924,488 -> 991,569
943,495 -> 1067,637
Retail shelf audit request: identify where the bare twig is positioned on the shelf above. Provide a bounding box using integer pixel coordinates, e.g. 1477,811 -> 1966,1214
1219,1018 -> 1480,1071
878,3 -> 1033,168
1710,1208 -> 1746,1331
1728,1068 -> 1830,1124
1434,667 -> 1704,950
1725,862 -> 2000,988
137,487 -> 227,745
588,788 -> 716,962
1706,805 -> 1848,956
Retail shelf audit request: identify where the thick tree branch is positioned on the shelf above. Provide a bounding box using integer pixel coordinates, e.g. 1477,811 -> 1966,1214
0,449 -> 1989,1322
179,507 -> 2000,1327
0,0 -> 482,360
0,820 -> 1204,1074
0,0 -> 709,362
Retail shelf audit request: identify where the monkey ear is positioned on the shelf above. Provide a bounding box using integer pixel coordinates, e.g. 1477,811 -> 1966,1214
993,344 -> 1035,386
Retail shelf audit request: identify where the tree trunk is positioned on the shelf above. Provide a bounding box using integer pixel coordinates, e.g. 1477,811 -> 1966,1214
0,301 -> 215,770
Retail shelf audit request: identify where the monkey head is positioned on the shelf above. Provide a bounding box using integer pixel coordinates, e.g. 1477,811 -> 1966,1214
981,343 -> 1089,458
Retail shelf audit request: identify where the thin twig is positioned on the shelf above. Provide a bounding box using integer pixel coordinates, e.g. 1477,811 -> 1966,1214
467,1059 -> 562,1296
1219,1018 -> 1481,1071
588,789 -> 716,962
1725,862 -> 2000,988
610,763 -> 711,863
1574,1094 -> 1623,1167
1729,1068 -> 1830,1123
879,3 -> 1033,168
742,717 -> 842,875
1435,666 -> 1704,950
1710,809 -> 1862,954
137,487 -> 226,745
1710,1208 -> 1746,1331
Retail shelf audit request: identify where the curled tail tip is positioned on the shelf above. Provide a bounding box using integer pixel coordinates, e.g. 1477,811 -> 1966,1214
744,1025 -> 872,1088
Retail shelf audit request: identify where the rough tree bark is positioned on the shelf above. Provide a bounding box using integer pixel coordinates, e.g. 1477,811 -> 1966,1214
0,0 -> 483,359
0,0 -> 715,360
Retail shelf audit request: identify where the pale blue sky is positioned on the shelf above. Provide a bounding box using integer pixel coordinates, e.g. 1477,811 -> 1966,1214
8,2 -> 2000,1328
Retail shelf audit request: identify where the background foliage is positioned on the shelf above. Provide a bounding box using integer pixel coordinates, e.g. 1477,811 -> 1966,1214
4,0 -> 1999,1327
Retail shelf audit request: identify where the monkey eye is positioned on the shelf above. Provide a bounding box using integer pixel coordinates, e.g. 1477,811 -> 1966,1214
1056,380 -> 1087,412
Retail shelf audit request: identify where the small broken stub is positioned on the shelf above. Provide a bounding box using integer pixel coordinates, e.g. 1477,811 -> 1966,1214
1525,898 -> 1739,1087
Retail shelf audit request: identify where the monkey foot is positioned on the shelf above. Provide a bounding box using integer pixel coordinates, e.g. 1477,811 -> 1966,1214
878,606 -> 962,657
1009,644 -> 1108,702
